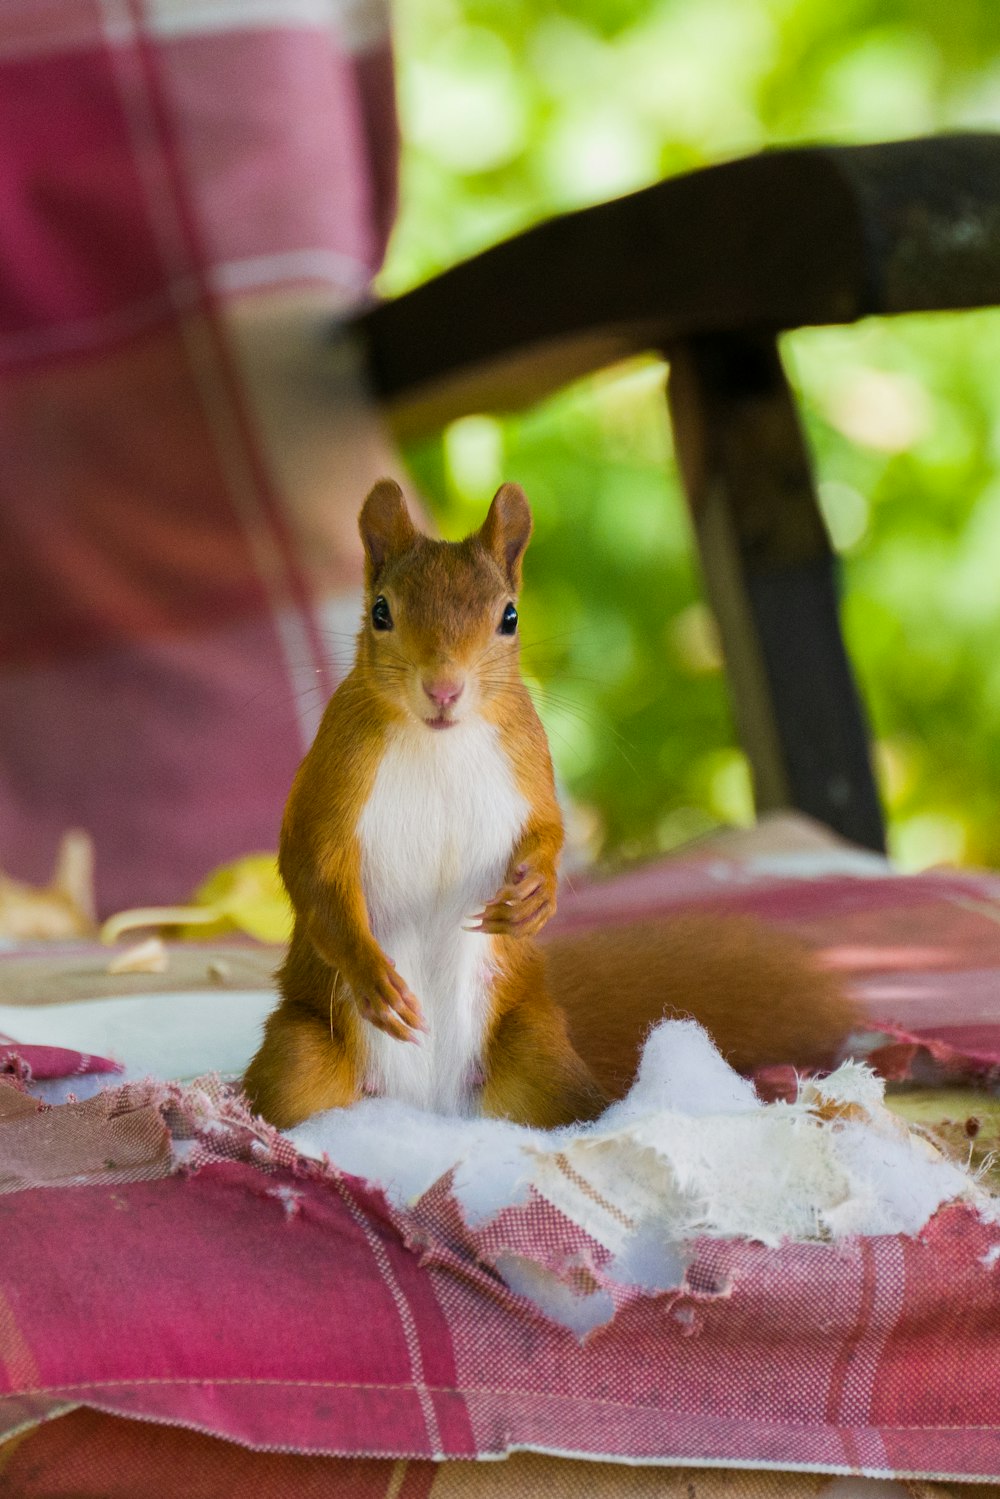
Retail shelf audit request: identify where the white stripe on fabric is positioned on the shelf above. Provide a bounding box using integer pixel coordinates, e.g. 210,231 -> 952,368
210,250 -> 370,301
332,1174 -> 445,1458
144,0 -> 391,52
0,254 -> 364,369
0,0 -> 389,60
834,1235 -> 907,1446
98,0 -> 326,751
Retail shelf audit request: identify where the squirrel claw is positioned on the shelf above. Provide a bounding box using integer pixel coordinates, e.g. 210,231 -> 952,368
474,875 -> 556,936
355,958 -> 426,1043
474,861 -> 555,938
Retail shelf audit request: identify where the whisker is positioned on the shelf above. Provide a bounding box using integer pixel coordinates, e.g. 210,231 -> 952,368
530,694 -> 642,777
539,719 -> 590,769
528,670 -> 622,690
519,630 -> 585,652
230,680 -> 331,716
531,687 -> 634,738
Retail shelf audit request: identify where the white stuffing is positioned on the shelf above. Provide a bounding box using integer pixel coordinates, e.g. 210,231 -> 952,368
599,1016 -> 761,1125
492,1254 -> 615,1338
6,988 -> 990,1332
293,1100 -> 550,1224
290,1019 -> 986,1328
291,1020 -> 974,1242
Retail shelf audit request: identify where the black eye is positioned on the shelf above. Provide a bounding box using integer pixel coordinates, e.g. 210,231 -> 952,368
371,595 -> 393,631
499,602 -> 518,636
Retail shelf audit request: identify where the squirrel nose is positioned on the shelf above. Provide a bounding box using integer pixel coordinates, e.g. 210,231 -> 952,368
422,677 -> 464,709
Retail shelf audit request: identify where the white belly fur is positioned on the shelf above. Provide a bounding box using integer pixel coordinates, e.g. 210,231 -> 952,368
358,717 -> 529,1113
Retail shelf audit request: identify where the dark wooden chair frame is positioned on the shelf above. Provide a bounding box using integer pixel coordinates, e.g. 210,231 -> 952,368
348,134 -> 1000,854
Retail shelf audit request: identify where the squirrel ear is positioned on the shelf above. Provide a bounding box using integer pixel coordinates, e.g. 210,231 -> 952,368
359,478 -> 418,585
478,483 -> 533,590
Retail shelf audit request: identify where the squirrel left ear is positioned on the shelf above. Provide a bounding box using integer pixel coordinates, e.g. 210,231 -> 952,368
478,483 -> 533,591
359,478 -> 418,586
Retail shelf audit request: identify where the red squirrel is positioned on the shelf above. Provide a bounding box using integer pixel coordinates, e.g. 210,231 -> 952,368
242,479 -> 858,1130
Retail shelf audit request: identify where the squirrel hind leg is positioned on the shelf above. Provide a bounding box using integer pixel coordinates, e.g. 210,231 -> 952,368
242,1001 -> 362,1130
480,946 -> 608,1129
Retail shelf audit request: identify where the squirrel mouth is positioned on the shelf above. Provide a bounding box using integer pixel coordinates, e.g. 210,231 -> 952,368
424,714 -> 458,731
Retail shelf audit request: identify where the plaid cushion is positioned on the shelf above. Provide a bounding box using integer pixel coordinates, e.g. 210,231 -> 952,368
0,0 -> 399,913
2,846 -> 1000,1485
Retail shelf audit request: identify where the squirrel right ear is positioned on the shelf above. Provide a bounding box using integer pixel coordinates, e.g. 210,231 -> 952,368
359,479 -> 418,585
478,483 -> 533,591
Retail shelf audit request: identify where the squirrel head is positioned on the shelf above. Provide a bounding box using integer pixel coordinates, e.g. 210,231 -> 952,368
357,478 -> 532,732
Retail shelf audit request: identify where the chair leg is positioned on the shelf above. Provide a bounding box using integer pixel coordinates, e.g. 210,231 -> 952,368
665,330 -> 886,853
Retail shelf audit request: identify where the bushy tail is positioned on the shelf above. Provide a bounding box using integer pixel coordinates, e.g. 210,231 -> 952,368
543,915 -> 861,1100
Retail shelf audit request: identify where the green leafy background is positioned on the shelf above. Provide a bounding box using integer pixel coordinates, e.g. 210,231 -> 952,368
380,0 -> 1000,870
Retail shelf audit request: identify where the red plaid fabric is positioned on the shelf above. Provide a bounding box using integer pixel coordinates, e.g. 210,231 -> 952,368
1,1130 -> 998,1480
3,849 -> 1000,1485
0,0 -> 399,914
0,1032 -> 120,1082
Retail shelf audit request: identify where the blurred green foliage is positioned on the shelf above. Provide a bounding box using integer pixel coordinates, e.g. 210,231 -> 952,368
381,0 -> 1000,870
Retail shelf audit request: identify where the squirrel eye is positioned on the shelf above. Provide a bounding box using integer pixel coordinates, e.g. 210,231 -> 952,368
499,602 -> 518,636
371,595 -> 393,631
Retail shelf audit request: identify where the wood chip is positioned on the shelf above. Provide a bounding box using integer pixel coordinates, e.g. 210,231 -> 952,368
107,937 -> 169,975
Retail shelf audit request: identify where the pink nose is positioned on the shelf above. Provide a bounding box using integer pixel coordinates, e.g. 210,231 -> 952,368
423,677 -> 464,709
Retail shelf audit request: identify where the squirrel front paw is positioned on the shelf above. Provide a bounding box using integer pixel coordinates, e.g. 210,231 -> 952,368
466,862 -> 557,939
351,951 -> 426,1043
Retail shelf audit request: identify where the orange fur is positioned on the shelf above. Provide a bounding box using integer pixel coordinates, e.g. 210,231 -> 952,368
480,941 -> 606,1128
544,916 -> 862,1100
243,479 -> 859,1132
